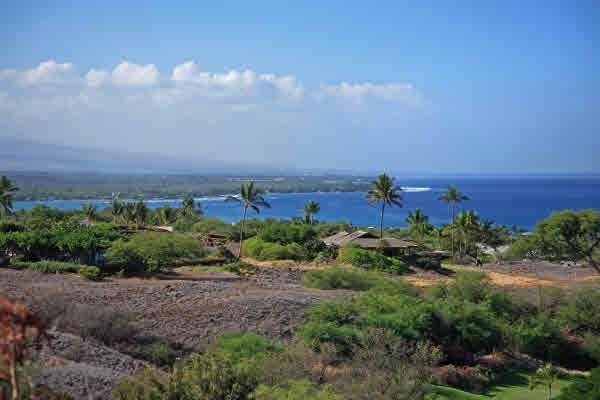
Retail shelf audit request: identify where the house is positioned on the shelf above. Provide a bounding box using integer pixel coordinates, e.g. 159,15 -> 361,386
323,230 -> 420,257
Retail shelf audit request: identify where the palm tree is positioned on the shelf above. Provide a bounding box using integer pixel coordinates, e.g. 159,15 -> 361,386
123,202 -> 136,225
438,185 -> 469,258
303,200 -> 321,225
110,193 -> 124,224
156,206 -> 177,225
529,363 -> 559,400
81,203 -> 98,222
181,194 -> 202,219
133,200 -> 148,226
0,176 -> 18,219
367,173 -> 403,239
406,209 -> 432,239
455,210 -> 480,257
226,182 -> 270,259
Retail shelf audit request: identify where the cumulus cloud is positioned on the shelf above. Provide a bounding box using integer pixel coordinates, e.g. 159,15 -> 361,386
171,61 -> 303,100
85,69 -> 109,87
111,61 -> 159,86
10,60 -> 76,85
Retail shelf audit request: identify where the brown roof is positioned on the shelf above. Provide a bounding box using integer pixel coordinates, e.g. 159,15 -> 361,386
323,231 -> 418,249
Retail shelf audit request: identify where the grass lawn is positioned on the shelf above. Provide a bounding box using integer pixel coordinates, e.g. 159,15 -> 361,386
429,370 -> 582,399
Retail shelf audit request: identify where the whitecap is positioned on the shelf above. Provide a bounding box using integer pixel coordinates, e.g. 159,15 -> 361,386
400,187 -> 431,193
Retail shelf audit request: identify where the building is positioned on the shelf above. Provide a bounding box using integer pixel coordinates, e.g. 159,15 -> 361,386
323,230 -> 420,257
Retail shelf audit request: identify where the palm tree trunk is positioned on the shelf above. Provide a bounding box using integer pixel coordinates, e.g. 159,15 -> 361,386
451,203 -> 455,259
379,202 -> 385,239
237,206 -> 248,259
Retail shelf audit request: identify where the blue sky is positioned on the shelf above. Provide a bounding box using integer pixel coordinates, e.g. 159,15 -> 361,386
1,1 -> 599,173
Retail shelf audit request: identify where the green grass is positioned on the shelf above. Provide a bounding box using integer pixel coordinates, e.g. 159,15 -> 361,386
429,370 -> 583,400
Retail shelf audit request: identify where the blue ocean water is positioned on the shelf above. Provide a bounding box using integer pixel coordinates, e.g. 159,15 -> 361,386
12,176 -> 600,231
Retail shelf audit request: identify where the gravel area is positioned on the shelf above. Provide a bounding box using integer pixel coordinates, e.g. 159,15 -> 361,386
0,266 -> 340,399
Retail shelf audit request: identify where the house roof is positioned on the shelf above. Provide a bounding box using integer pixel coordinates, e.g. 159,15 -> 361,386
323,231 -> 418,249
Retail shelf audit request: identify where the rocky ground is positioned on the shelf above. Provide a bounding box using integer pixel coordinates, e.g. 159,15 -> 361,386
0,266 -> 341,399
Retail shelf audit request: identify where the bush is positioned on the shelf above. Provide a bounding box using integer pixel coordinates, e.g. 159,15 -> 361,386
78,265 -> 101,280
510,314 -> 565,359
338,244 -> 408,274
252,380 -> 340,400
303,268 -> 384,291
113,367 -> 186,400
583,333 -> 600,364
556,367 -> 600,400
223,261 -> 257,275
412,256 -> 442,270
58,305 -> 138,345
258,223 -> 318,245
106,232 -> 206,273
558,286 -> 600,335
13,260 -> 81,274
0,220 -> 25,233
433,365 -> 490,393
243,237 -> 307,261
300,291 -> 434,355
302,267 -> 416,294
137,341 -> 182,367
214,332 -> 282,362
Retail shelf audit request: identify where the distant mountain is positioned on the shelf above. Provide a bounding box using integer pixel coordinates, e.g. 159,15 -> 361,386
1,136 -> 288,174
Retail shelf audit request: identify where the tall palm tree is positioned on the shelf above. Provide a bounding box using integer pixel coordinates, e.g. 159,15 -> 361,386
226,182 -> 270,259
406,209 -> 432,239
181,194 -> 202,219
0,176 -> 18,219
133,200 -> 148,226
529,363 -> 558,400
455,210 -> 479,257
303,200 -> 321,225
81,203 -> 98,222
123,202 -> 137,225
110,193 -> 124,224
367,173 -> 403,239
156,206 -> 177,225
438,185 -> 469,258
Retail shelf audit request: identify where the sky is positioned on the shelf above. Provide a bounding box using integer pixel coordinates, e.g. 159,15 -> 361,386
1,1 -> 599,174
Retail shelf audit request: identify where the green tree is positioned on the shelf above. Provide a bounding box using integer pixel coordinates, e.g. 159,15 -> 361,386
133,200 -> 148,226
110,193 -> 125,224
455,210 -> 480,258
438,185 -> 469,258
367,173 -> 403,239
529,363 -> 559,400
226,182 -> 271,259
156,206 -> 178,225
405,209 -> 432,239
303,201 -> 321,225
509,210 -> 600,272
181,194 -> 202,219
0,175 -> 18,219
81,203 -> 98,222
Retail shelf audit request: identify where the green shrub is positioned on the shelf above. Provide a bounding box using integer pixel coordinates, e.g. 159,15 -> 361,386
243,237 -> 307,261
583,333 -> 600,364
0,220 -> 25,233
15,260 -> 81,274
412,256 -> 442,270
113,367 -> 187,400
300,291 -> 433,355
258,223 -> 318,245
106,232 -> 206,273
338,244 -> 408,274
138,341 -> 181,367
251,380 -> 340,400
556,367 -> 600,400
78,265 -> 101,280
223,261 -> 257,275
302,268 -> 385,291
510,314 -> 565,359
214,332 -> 282,362
558,286 -> 600,335
434,298 -> 504,353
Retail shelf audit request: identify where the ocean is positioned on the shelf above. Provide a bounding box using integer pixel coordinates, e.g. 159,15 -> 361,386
12,176 -> 600,231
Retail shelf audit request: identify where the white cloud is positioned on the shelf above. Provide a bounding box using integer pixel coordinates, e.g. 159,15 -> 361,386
20,60 -> 75,85
111,61 -> 159,86
85,69 -> 109,87
319,82 -> 423,107
171,61 -> 304,100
